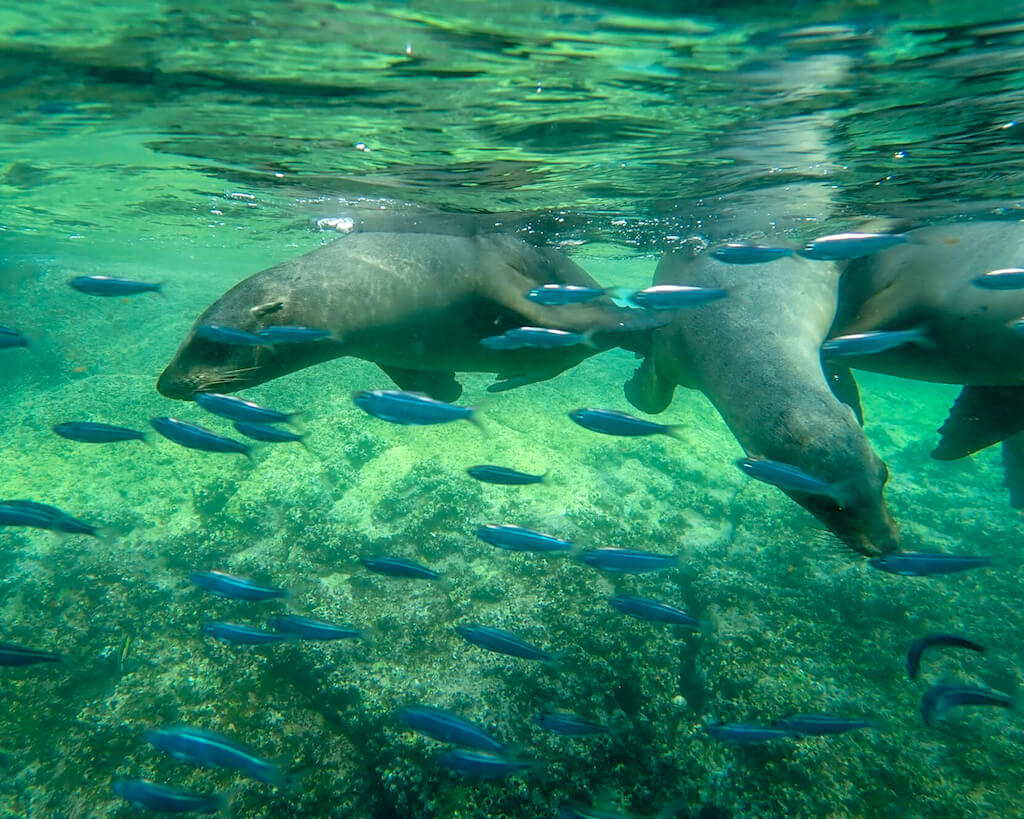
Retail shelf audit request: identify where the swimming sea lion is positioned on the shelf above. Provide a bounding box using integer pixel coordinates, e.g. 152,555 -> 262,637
157,232 -> 667,401
625,250 -> 899,557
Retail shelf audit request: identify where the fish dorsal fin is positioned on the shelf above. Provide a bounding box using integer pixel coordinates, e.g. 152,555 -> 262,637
251,300 -> 285,318
932,385 -> 1024,460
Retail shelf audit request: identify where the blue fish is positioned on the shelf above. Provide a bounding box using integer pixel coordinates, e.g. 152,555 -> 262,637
353,390 -> 480,428
0,642 -> 63,667
256,325 -> 332,344
569,408 -> 682,438
455,624 -> 557,664
906,633 -> 985,681
972,268 -> 1024,289
0,326 -> 29,349
145,725 -> 285,784
921,683 -> 1014,725
362,556 -> 440,580
798,232 -> 908,261
194,393 -> 299,425
704,722 -> 794,743
233,421 -> 306,447
475,524 -> 572,553
736,456 -> 846,503
268,614 -> 362,641
436,749 -> 536,778
480,334 -> 526,351
772,714 -> 875,736
710,244 -> 794,264
492,326 -> 596,349
201,621 -> 295,645
536,710 -> 610,736
194,324 -> 270,346
396,706 -> 506,753
52,421 -> 148,444
526,284 -> 606,305
821,327 -> 928,358
609,596 -> 701,628
621,285 -> 727,310
868,551 -> 992,577
112,778 -> 223,814
189,570 -> 287,601
580,548 -> 679,574
150,417 -> 252,458
0,500 -> 105,537
68,275 -> 161,296
467,465 -> 548,485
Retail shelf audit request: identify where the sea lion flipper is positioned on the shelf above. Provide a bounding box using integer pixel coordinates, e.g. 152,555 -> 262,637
822,360 -> 864,425
624,353 -> 676,414
933,385 -> 1024,460
1001,432 -> 1024,509
378,365 -> 463,403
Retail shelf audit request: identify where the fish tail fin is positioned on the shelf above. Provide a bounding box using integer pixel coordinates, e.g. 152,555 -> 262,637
154,282 -> 166,297
544,650 -> 566,673
436,575 -> 455,594
541,469 -> 552,484
288,412 -> 308,432
140,431 -> 156,447
606,286 -> 637,306
467,409 -> 487,434
581,328 -> 600,349
328,329 -> 345,344
94,526 -> 120,543
866,716 -> 887,731
666,423 -> 686,440
828,479 -> 856,510
694,616 -> 714,637
243,448 -> 256,463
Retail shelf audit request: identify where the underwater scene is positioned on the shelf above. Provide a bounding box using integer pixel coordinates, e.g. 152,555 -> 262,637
3,1 -> 1024,816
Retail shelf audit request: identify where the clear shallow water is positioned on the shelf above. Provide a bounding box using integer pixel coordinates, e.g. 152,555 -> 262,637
1,2 -> 1024,818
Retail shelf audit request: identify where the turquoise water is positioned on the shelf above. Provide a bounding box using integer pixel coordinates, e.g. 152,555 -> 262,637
2,2 -> 1024,817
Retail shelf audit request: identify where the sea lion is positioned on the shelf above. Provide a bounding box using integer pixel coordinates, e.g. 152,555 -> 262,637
829,220 -> 1024,505
157,232 -> 666,401
625,250 -> 899,557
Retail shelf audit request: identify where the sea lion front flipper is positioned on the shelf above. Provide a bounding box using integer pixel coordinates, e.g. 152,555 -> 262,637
378,365 -> 463,403
1001,432 -> 1024,509
932,385 -> 1024,460
624,353 -> 676,414
822,360 -> 864,425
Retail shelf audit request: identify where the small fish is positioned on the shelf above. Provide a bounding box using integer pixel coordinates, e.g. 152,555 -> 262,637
112,778 -> 223,814
145,725 -> 285,784
710,244 -> 795,264
526,284 -> 607,305
906,633 -> 985,681
68,275 -> 161,296
822,327 -> 928,358
972,268 -> 1024,290
921,683 -> 1015,725
704,722 -> 794,743
455,624 -> 557,664
772,714 -> 874,736
150,417 -> 252,458
201,621 -> 295,645
194,392 -> 300,425
256,325 -> 332,343
0,326 -> 29,349
475,524 -> 572,553
194,324 -> 270,346
52,421 -> 148,444
868,551 -> 992,577
268,614 -> 362,641
736,456 -> 846,503
467,465 -> 548,485
189,570 -> 288,601
480,334 -> 526,350
396,706 -> 506,753
436,749 -> 536,778
490,326 -> 596,350
1011,318 -> 1024,334
233,421 -> 307,447
536,710 -> 611,736
620,285 -> 727,310
609,596 -> 701,628
353,390 -> 479,428
798,232 -> 908,261
0,500 -> 104,537
569,408 -> 682,438
580,548 -> 679,574
362,556 -> 440,580
0,642 -> 63,667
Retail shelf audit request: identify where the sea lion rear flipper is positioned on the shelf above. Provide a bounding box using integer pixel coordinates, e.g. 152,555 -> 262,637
822,360 -> 864,425
932,385 -> 1024,460
379,365 -> 463,403
1001,432 -> 1024,509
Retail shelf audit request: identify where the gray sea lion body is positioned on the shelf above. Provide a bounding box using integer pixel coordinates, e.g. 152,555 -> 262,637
626,251 -> 898,557
157,232 -> 665,401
